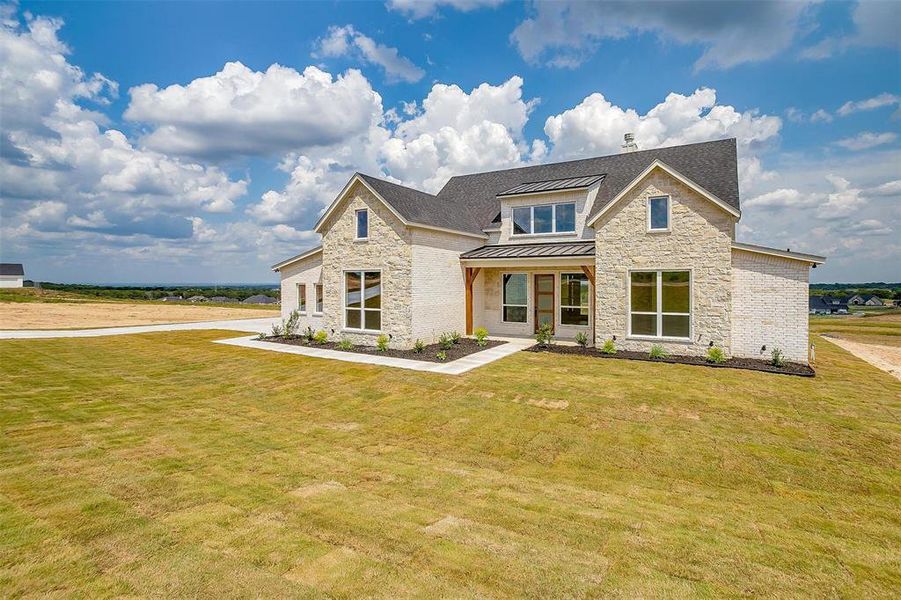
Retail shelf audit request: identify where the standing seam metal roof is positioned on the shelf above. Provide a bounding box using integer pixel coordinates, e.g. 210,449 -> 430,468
460,241 -> 595,260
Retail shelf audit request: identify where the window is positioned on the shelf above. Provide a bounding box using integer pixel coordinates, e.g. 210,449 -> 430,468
345,271 -> 381,331
648,196 -> 670,231
297,284 -> 306,313
355,209 -> 369,239
560,273 -> 589,326
314,284 -> 323,314
629,270 -> 690,339
502,273 -> 527,323
511,203 -> 576,235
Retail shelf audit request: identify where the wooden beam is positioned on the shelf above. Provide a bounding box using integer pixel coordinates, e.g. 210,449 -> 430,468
580,265 -> 595,287
465,267 -> 480,335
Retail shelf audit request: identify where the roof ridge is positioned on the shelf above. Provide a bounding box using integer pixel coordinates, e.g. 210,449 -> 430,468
357,172 -> 436,197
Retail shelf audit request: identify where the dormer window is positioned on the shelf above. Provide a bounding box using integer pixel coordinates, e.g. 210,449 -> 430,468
511,202 -> 576,236
355,208 -> 369,240
648,196 -> 670,232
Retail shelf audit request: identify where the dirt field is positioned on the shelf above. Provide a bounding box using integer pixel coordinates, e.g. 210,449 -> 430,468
822,337 -> 901,380
0,302 -> 278,330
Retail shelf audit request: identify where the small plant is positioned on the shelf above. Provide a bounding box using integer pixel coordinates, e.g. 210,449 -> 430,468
600,338 -> 617,355
304,327 -> 315,343
413,339 -> 425,353
473,327 -> 489,347
649,344 -> 669,359
436,350 -> 448,361
535,322 -> 554,347
574,331 -> 589,348
450,330 -> 462,344
771,347 -> 785,367
706,346 -> 726,364
376,334 -> 390,352
283,310 -> 300,337
438,333 -> 453,350
337,338 -> 353,351
313,330 -> 328,344
256,331 -> 267,340
269,322 -> 284,338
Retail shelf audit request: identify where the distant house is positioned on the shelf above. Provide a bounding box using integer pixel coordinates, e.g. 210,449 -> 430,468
847,294 -> 866,305
864,296 -> 884,306
809,296 -> 849,315
209,296 -> 239,303
242,294 -> 278,305
187,295 -> 207,302
161,295 -> 184,302
0,263 -> 25,288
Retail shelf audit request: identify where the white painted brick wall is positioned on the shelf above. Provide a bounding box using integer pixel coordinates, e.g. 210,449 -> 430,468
278,253 -> 324,332
731,249 -> 810,363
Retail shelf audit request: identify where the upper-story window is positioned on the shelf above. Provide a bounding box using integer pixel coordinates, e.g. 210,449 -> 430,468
355,208 -> 369,240
648,196 -> 670,232
512,203 -> 576,236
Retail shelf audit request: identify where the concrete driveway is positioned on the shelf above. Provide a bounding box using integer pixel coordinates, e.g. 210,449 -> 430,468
0,317 -> 280,340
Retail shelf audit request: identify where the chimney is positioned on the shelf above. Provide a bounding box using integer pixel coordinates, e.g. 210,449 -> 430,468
622,133 -> 638,152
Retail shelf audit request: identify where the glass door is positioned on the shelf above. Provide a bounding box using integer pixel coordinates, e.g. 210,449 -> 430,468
534,274 -> 555,333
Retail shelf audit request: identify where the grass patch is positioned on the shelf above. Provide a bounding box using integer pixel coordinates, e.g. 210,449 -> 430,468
0,326 -> 898,596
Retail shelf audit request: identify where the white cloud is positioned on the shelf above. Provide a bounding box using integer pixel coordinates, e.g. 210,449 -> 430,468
315,25 -> 424,83
386,0 -> 504,20
846,219 -> 893,236
837,93 -> 900,117
744,188 -> 814,209
125,62 -> 384,159
834,131 -> 897,151
511,1 -> 813,70
802,1 -> 901,60
810,109 -> 833,123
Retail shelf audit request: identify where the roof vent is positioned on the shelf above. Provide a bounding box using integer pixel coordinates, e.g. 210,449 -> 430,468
622,133 -> 638,153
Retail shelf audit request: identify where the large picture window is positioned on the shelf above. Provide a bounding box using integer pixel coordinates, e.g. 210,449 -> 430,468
345,271 -> 381,331
560,273 -> 590,326
629,270 -> 690,339
502,273 -> 527,323
511,203 -> 576,235
297,284 -> 306,313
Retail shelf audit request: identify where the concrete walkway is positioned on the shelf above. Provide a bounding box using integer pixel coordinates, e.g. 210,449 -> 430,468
214,335 -> 533,375
0,317 -> 279,340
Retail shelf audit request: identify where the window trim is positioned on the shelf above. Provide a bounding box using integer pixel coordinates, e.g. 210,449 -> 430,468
627,269 -> 692,341
297,283 -> 306,314
647,195 -> 671,233
510,202 -> 577,237
354,208 -> 369,241
342,269 -> 382,333
501,272 -> 529,324
313,283 -> 323,315
559,272 -> 590,327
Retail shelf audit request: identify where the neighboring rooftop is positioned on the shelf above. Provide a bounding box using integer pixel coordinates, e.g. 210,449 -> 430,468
0,263 -> 25,276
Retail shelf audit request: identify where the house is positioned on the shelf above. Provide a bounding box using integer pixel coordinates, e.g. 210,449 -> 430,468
273,138 -> 825,363
0,263 -> 25,288
809,296 -> 848,315
187,295 -> 208,302
209,295 -> 239,303
864,296 -> 884,306
160,295 -> 183,302
242,294 -> 278,305
847,294 -> 866,305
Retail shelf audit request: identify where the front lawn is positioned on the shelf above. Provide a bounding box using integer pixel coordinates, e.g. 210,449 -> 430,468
1,329 -> 898,597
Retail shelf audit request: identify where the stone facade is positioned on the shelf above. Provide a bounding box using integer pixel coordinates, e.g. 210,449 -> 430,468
319,181 -> 414,347
731,248 -> 810,363
278,251 -> 323,332
593,170 -> 737,356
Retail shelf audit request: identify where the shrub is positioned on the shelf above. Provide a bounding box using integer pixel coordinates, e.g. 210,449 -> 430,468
574,331 -> 589,348
438,333 -> 453,350
474,327 -> 489,347
337,338 -> 353,351
255,331 -> 267,340
269,322 -> 283,338
436,350 -> 447,361
535,322 -> 554,347
376,334 -> 390,352
600,338 -> 617,355
450,330 -> 462,344
313,330 -> 328,344
706,346 -> 726,364
649,344 -> 669,359
413,339 -> 425,353
283,310 -> 300,337
304,327 -> 315,343
771,347 -> 785,367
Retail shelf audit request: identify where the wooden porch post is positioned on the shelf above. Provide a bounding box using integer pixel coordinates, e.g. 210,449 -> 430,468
465,267 -> 481,335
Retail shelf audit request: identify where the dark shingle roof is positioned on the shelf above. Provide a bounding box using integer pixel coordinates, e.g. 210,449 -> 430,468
0,263 -> 24,276
356,138 -> 739,235
460,241 -> 595,260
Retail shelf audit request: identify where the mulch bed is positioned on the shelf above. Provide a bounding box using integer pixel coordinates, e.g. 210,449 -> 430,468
524,344 -> 816,377
262,335 -> 505,363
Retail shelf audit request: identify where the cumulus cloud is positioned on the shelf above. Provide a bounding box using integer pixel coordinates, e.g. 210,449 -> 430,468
511,1 -> 813,70
386,0 -> 504,20
125,62 -> 384,159
315,25 -> 424,83
802,1 -> 901,60
834,131 -> 897,151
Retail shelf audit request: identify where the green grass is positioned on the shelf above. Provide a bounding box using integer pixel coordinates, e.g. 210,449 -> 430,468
811,311 -> 901,346
0,287 -> 278,310
1,327 -> 899,597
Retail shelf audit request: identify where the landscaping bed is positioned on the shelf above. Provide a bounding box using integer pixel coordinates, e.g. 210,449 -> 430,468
524,344 -> 816,376
263,335 -> 505,363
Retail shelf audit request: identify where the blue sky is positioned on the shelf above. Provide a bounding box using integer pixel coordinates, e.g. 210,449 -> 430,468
1,0 -> 899,284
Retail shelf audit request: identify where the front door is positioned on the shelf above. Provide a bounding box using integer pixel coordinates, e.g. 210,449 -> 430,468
534,274 -> 555,333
